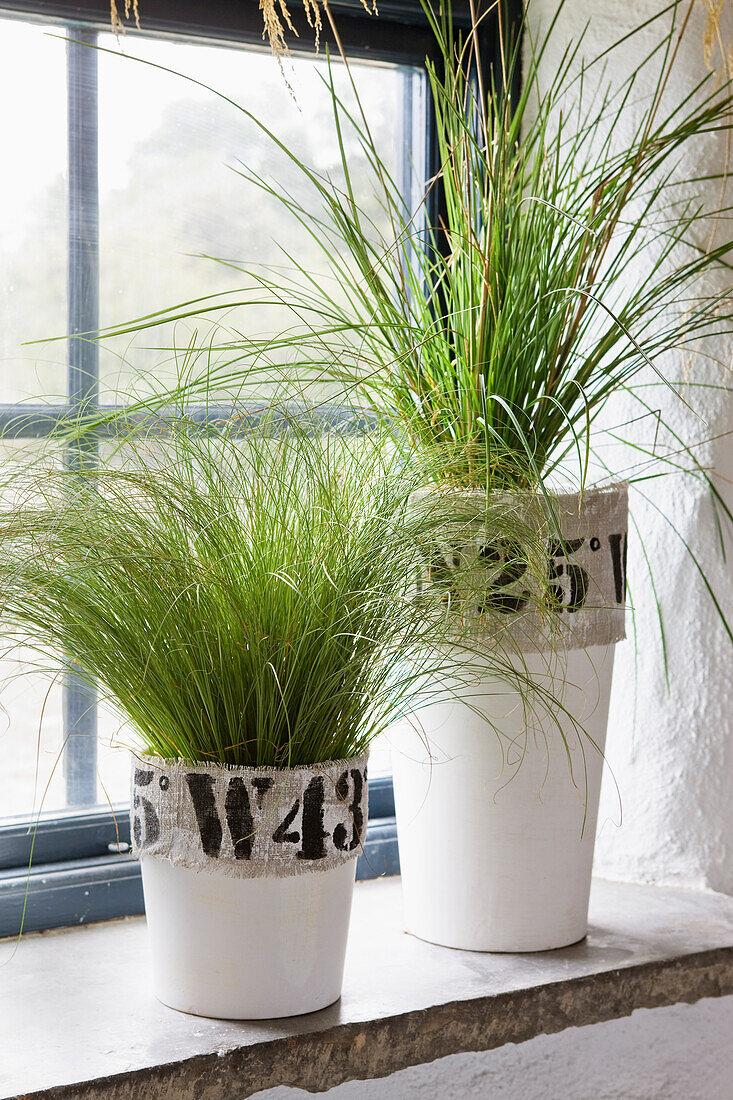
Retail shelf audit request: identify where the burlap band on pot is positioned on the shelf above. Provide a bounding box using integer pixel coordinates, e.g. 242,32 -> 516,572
131,752 -> 369,878
423,483 -> 628,653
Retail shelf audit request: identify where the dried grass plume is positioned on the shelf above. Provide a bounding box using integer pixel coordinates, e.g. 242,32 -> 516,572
702,0 -> 733,77
110,0 -> 376,57
110,0 -> 140,36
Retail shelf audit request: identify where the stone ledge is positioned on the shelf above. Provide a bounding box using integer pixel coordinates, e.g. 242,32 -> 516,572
2,878 -> 733,1099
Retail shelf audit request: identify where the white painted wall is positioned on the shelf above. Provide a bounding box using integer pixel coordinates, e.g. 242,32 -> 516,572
552,0 -> 733,900
253,4 -> 733,1096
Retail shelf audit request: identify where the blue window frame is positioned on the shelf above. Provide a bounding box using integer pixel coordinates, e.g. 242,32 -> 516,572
0,0 -> 517,937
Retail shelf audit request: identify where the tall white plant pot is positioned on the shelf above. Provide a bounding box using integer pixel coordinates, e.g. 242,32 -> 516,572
132,753 -> 368,1018
391,644 -> 614,952
391,484 -> 627,952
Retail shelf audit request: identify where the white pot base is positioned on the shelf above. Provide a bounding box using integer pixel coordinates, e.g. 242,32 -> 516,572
141,856 -> 357,1019
404,926 -> 589,954
391,644 -> 614,953
152,989 -> 343,1021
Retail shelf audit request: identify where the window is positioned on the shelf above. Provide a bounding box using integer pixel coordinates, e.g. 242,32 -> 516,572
0,0 -> 512,934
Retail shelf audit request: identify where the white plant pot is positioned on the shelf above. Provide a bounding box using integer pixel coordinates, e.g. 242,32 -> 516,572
132,753 -> 368,1018
141,855 -> 357,1019
391,643 -> 614,952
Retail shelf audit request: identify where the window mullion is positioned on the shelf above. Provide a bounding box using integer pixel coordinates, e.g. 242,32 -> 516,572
64,27 -> 99,808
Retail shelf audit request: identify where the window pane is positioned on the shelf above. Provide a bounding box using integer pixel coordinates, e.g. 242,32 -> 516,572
0,20 -> 67,404
96,33 -> 416,405
0,440 -> 64,817
0,23 -> 417,822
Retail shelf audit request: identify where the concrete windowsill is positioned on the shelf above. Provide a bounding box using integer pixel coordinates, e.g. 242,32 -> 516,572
2,877 -> 733,1099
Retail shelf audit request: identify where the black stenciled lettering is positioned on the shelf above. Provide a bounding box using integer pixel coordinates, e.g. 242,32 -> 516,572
333,768 -> 365,852
298,775 -> 328,861
252,776 -> 274,807
566,561 -> 588,612
186,773 -> 223,858
225,777 -> 254,860
133,796 -> 159,849
548,538 -> 588,611
478,537 -> 530,614
608,532 -> 628,604
132,768 -> 160,849
272,798 -> 300,845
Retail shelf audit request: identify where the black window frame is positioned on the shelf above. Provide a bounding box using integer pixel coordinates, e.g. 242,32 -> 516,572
0,0 -> 519,937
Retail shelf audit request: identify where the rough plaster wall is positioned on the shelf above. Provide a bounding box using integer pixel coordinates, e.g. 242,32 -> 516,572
524,1 -> 733,893
252,995 -> 733,1099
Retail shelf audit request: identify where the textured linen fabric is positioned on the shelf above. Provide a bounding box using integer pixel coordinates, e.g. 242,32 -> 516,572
423,484 -> 628,652
131,752 -> 369,878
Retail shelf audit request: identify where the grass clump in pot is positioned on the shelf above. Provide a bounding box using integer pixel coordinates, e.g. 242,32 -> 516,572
0,416 -> 549,769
